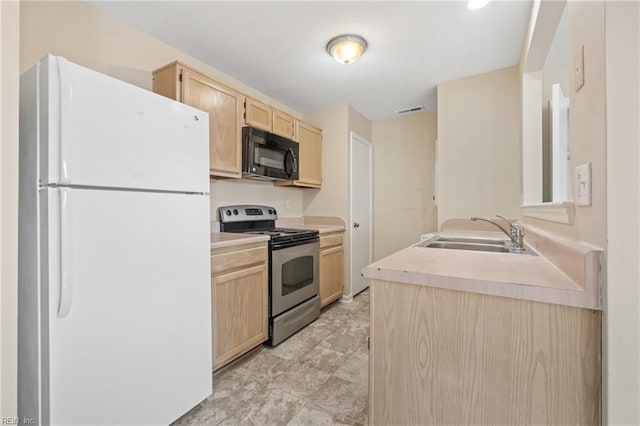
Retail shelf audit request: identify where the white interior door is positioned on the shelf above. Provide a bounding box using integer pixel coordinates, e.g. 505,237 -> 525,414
350,132 -> 372,297
45,187 -> 211,425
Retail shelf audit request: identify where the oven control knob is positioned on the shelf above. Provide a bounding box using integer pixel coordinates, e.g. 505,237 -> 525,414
225,209 -> 231,216
233,209 -> 239,215
268,209 -> 273,214
272,209 -> 277,215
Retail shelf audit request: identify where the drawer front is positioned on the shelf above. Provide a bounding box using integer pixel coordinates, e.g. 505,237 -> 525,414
320,233 -> 344,249
212,246 -> 267,275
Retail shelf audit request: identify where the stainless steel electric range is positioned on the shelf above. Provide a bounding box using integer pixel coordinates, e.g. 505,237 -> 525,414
218,205 -> 320,346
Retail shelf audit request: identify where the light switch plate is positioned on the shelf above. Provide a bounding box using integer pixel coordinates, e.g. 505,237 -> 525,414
575,162 -> 591,206
575,45 -> 585,92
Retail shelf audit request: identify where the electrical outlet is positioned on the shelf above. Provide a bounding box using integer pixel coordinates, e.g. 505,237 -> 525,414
285,200 -> 291,209
575,162 -> 591,206
575,45 -> 585,92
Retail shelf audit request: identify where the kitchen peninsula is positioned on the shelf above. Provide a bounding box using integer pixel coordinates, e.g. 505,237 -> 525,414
363,222 -> 602,425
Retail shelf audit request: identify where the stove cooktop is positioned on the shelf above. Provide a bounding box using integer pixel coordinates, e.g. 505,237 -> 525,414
218,205 -> 319,244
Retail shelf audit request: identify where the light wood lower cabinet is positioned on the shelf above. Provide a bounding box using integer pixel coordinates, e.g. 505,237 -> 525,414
211,242 -> 268,370
369,279 -> 601,425
319,232 -> 344,307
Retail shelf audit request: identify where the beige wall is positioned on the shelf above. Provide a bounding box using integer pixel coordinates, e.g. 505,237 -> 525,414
437,66 -> 522,228
20,1 -> 304,219
348,105 -> 372,141
303,105 -> 353,295
303,105 -> 349,220
211,179 -> 303,219
604,1 -> 640,422
302,105 -> 376,298
521,1 -> 633,418
1,0 -> 20,417
522,1 -> 607,249
372,112 -> 437,260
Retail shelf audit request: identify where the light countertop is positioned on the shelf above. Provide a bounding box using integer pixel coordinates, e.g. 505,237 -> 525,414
275,217 -> 345,234
210,232 -> 269,250
288,224 -> 345,234
362,229 -> 601,310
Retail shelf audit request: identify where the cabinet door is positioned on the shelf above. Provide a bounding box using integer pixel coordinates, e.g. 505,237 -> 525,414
212,263 -> 268,369
296,121 -> 323,187
320,245 -> 344,307
245,97 -> 273,132
181,69 -> 243,178
272,109 -> 296,139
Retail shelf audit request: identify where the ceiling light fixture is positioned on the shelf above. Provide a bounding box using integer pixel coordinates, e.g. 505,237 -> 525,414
467,0 -> 490,10
326,34 -> 368,65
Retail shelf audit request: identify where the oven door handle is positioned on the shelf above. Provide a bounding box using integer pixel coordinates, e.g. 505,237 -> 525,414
271,236 -> 319,250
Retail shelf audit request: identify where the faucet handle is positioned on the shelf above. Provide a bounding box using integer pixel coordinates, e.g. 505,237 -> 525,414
495,215 -> 524,245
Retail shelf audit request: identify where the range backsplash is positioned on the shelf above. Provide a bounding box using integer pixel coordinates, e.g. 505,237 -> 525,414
210,179 -> 304,220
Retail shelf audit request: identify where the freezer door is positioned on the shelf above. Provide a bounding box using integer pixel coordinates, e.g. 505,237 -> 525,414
44,188 -> 211,425
41,55 -> 209,193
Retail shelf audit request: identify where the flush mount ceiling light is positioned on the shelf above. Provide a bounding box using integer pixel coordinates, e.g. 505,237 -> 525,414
326,34 -> 368,65
468,0 -> 490,10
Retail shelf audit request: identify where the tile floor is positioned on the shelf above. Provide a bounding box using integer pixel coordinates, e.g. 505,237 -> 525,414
175,290 -> 370,426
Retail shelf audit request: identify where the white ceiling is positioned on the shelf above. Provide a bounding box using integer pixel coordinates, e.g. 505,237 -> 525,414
89,1 -> 532,120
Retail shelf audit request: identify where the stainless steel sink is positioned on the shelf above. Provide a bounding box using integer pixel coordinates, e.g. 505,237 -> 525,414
435,237 -> 507,245
417,238 -> 534,255
421,241 -> 510,253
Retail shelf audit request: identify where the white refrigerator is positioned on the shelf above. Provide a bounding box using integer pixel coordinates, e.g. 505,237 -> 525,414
18,55 -> 212,425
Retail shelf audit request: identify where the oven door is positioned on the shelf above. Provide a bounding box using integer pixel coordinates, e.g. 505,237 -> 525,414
271,240 -> 319,317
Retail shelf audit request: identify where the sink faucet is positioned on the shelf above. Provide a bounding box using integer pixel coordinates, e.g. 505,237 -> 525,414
470,215 -> 526,253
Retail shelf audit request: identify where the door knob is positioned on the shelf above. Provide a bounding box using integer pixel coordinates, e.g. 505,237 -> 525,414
353,222 -> 360,229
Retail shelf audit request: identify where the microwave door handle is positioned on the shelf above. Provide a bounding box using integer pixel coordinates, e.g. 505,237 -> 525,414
285,148 -> 297,178
290,149 -> 298,175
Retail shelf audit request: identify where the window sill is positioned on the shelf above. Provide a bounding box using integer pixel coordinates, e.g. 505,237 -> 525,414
520,201 -> 575,224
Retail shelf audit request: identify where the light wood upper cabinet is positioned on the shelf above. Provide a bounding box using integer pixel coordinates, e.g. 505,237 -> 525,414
272,109 -> 296,140
244,97 -> 272,132
296,120 -> 323,187
276,120 -> 323,188
153,60 -> 323,185
211,242 -> 268,371
319,232 -> 344,307
245,99 -> 295,140
153,62 -> 243,178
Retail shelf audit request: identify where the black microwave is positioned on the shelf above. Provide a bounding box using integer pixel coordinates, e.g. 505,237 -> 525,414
242,127 -> 299,181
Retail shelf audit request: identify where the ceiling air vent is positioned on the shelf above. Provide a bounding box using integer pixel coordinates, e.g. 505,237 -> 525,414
396,105 -> 425,115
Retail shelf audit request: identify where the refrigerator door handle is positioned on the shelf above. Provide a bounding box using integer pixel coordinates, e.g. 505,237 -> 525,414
58,187 -> 74,318
57,56 -> 72,183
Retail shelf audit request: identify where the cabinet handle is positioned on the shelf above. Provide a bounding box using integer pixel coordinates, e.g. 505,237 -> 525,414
353,222 -> 360,229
